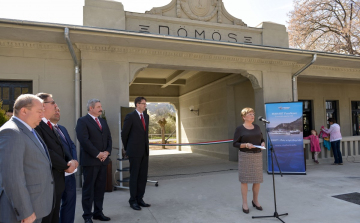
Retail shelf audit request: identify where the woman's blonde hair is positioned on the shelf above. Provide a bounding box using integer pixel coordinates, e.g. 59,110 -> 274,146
241,107 -> 255,118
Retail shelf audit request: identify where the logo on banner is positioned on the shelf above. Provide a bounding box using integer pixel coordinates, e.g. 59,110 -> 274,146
278,107 -> 290,110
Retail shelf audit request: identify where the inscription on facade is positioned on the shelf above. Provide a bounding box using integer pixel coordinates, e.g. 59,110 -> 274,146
138,24 -> 253,44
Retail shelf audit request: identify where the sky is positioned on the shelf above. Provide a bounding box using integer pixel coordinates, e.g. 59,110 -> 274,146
0,0 -> 294,28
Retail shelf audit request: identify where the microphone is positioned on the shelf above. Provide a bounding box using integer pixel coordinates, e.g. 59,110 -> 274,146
258,116 -> 270,124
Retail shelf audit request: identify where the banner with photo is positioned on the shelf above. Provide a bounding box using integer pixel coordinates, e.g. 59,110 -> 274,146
265,102 -> 305,174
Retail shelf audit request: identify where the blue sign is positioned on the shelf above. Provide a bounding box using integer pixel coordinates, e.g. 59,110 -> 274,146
265,102 -> 305,174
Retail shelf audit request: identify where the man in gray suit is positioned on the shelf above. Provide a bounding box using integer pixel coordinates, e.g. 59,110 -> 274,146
0,94 -> 54,223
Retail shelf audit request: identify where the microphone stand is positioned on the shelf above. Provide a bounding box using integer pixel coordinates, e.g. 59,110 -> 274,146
252,122 -> 288,223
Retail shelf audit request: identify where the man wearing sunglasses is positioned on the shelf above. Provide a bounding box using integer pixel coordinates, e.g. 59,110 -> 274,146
35,93 -> 78,223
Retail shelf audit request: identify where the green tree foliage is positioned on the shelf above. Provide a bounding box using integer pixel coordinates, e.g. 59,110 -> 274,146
0,100 -> 10,127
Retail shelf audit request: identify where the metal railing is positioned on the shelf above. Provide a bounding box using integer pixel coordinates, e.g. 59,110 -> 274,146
303,136 -> 360,164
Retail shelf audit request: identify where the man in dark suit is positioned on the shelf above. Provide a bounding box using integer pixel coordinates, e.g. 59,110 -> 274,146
50,107 -> 78,223
76,99 -> 112,223
35,93 -> 78,223
0,94 -> 53,223
121,96 -> 151,211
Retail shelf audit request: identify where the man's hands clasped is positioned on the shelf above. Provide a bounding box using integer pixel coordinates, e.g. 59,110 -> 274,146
65,160 -> 79,173
97,151 -> 109,162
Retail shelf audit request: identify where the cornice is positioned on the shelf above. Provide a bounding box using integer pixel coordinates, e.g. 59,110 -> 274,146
1,39 -> 358,73
0,39 -> 78,52
75,43 -> 296,67
77,44 -> 360,72
293,64 -> 360,73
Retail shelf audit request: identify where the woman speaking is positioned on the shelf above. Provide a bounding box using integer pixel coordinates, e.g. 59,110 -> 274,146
233,107 -> 265,214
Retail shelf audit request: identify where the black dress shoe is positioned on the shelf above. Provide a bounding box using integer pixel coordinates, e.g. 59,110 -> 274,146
252,200 -> 263,211
242,205 -> 249,214
130,202 -> 142,210
84,219 -> 93,223
93,213 -> 111,221
138,200 -> 151,207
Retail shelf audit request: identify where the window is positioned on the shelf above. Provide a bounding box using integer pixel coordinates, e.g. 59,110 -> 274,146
0,81 -> 32,112
351,101 -> 360,136
299,100 -> 313,137
325,100 -> 338,128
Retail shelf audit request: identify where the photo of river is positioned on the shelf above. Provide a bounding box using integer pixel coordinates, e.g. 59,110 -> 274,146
265,102 -> 305,174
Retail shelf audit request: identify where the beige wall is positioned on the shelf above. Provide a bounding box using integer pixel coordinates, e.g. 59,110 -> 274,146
298,80 -> 360,136
0,44 -> 77,140
179,75 -> 229,159
178,73 -> 255,160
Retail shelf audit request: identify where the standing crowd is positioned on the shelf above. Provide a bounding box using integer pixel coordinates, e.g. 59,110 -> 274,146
0,94 -> 150,223
0,93 -> 345,222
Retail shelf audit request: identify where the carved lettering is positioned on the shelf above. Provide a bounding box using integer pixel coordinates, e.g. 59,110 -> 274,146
228,33 -> 237,42
159,25 -> 170,35
212,32 -> 221,41
139,25 -> 150,33
244,36 -> 252,43
195,30 -> 205,39
139,23 -> 255,44
177,28 -> 188,37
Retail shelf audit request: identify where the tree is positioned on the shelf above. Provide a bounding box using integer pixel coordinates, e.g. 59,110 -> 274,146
157,118 -> 167,149
288,0 -> 360,55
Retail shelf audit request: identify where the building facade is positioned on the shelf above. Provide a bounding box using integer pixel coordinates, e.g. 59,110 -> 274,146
1,0 -> 360,183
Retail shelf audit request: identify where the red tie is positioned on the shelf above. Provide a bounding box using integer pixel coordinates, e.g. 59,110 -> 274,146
47,121 -> 53,130
95,118 -> 102,131
140,114 -> 146,130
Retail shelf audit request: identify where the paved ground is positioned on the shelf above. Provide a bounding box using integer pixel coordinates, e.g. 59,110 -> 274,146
74,149 -> 360,223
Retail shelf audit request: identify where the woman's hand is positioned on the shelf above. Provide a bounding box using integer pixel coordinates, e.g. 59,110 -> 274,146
247,143 -> 256,149
261,142 -> 265,148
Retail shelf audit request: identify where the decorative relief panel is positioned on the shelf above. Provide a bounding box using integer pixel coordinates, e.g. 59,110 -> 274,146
146,0 -> 246,26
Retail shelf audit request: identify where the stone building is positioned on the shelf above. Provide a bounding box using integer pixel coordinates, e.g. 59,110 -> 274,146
1,0 -> 360,183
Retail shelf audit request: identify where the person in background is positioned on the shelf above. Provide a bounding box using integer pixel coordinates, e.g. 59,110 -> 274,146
304,130 -> 321,164
319,126 -> 331,151
50,107 -> 78,223
321,118 -> 343,165
233,107 -> 265,214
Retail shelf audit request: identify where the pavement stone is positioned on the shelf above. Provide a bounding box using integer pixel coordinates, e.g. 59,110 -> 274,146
74,150 -> 360,223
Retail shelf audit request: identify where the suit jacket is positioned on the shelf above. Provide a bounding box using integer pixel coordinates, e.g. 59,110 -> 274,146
121,110 -> 149,157
0,117 -> 54,222
76,114 -> 112,166
58,124 -> 77,161
35,120 -> 72,196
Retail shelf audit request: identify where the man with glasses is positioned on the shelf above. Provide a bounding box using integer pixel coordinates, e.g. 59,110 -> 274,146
50,107 -> 78,223
121,96 -> 151,211
35,93 -> 78,223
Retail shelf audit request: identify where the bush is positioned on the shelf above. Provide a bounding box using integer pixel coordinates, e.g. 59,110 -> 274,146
0,100 -> 9,127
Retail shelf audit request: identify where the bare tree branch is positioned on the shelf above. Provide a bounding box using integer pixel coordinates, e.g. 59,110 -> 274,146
288,0 -> 360,55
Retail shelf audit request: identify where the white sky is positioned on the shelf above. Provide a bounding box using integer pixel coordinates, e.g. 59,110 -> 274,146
0,0 -> 293,28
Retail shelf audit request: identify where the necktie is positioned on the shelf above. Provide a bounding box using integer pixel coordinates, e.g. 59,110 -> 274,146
140,114 -> 146,130
32,129 -> 50,160
95,118 -> 102,131
54,125 -> 66,141
47,120 -> 53,130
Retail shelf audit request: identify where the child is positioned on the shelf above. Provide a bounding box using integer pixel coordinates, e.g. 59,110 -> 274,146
319,126 -> 331,151
304,130 -> 321,164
